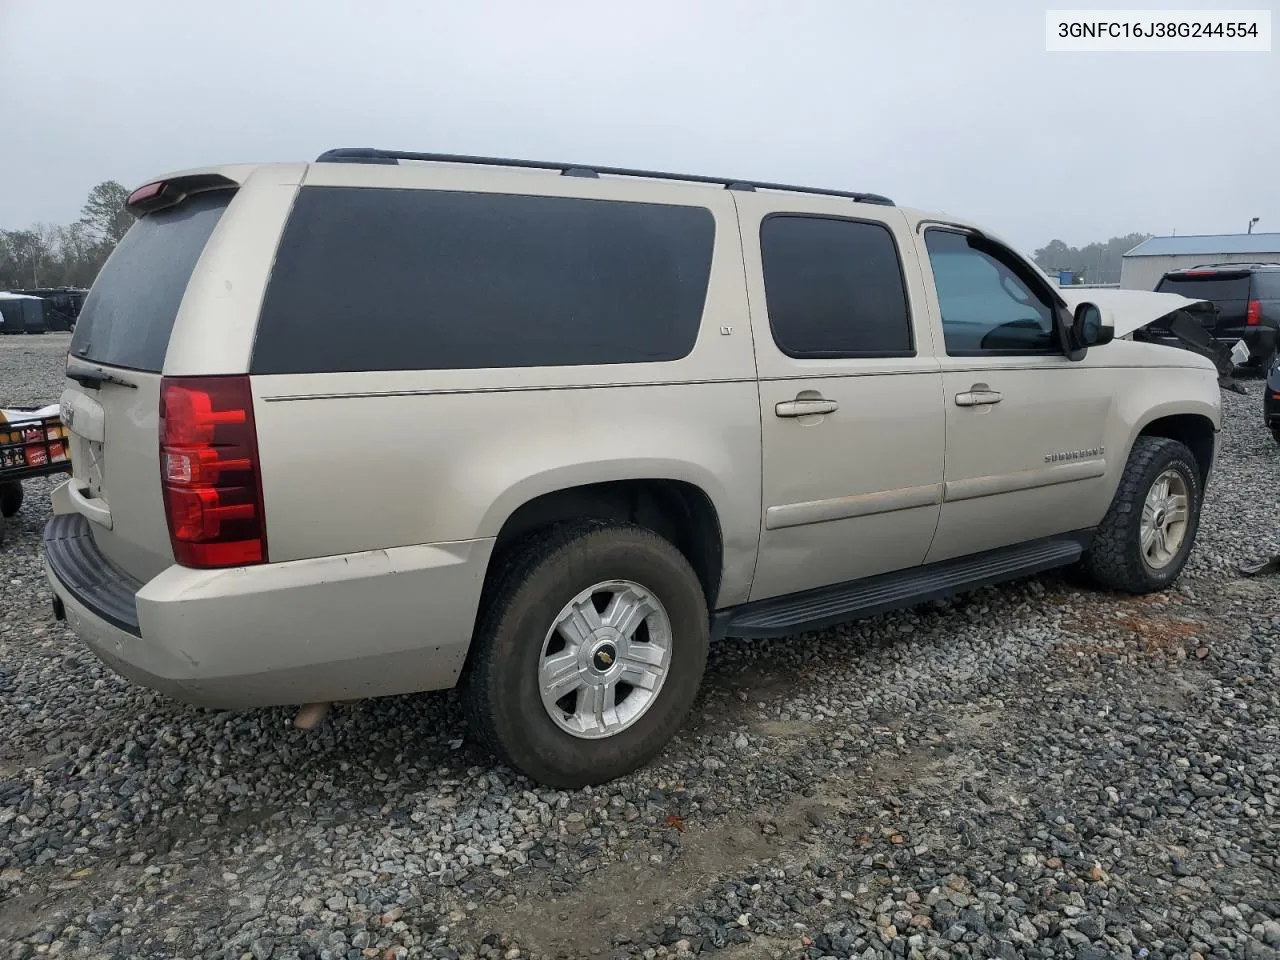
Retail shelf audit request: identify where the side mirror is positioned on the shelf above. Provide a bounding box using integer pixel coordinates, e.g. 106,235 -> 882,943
1072,302 -> 1114,348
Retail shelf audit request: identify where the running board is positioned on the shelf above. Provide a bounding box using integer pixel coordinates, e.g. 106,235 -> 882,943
714,531 -> 1091,640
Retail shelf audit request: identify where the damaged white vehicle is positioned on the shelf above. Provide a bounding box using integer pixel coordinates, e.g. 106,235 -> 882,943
1058,286 -> 1251,384
42,155 -> 1227,785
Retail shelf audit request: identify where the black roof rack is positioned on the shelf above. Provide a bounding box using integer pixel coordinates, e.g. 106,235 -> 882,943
1180,261 -> 1280,271
314,147 -> 895,206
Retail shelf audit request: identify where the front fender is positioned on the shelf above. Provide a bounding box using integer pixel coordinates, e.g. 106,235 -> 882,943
1106,366 -> 1222,496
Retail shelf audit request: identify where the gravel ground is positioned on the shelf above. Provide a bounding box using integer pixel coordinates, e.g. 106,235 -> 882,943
1,333 -> 1277,960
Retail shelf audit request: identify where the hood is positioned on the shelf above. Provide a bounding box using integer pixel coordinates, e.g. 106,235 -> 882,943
1056,288 -> 1210,339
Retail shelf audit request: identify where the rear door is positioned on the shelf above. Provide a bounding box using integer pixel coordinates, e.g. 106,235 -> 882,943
1154,271 -> 1252,340
61,188 -> 237,582
734,193 -> 945,601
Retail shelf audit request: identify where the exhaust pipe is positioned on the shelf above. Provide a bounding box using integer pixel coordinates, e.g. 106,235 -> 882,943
293,702 -> 331,730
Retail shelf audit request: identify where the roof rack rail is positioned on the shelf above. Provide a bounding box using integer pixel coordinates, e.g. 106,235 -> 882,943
314,147 -> 895,206
1183,261 -> 1280,270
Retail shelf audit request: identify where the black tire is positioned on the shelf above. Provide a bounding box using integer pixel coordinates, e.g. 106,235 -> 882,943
1271,426 -> 1280,445
1252,351 -> 1277,381
462,521 -> 709,788
0,482 -> 22,519
1082,436 -> 1202,593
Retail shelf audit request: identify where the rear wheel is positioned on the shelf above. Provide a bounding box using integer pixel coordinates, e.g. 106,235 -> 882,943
0,482 -> 22,518
463,521 -> 709,788
1083,436 -> 1202,593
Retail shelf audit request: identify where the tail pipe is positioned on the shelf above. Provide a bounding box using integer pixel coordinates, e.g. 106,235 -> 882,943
293,702 -> 331,729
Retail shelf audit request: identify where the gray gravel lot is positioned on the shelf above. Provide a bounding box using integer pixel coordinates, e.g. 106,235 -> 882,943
1,333 -> 1277,960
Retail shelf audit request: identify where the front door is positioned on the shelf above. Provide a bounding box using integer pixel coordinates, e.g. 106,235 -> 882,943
916,227 -> 1113,563
734,194 -> 946,602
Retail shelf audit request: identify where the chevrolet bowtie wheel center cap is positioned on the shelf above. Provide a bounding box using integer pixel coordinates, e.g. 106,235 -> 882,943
592,644 -> 617,672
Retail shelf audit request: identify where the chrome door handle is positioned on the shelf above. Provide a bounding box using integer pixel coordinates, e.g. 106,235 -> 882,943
775,398 -> 839,418
955,389 -> 1002,407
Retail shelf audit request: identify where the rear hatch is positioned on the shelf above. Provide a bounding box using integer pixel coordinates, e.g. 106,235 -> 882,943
1153,271 -> 1251,336
61,186 -> 234,583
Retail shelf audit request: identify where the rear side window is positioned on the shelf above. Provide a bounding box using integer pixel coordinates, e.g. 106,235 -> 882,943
69,191 -> 232,372
1155,274 -> 1251,301
250,187 -> 716,374
1252,272 -> 1280,299
759,215 -> 913,357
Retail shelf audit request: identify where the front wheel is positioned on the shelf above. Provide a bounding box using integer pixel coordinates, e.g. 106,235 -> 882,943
1083,436 -> 1202,593
462,522 -> 709,788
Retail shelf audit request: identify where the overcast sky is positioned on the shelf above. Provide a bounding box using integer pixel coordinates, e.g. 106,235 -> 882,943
1,0 -> 1276,252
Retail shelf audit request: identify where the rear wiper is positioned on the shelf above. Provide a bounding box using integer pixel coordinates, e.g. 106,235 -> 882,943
66,363 -> 138,390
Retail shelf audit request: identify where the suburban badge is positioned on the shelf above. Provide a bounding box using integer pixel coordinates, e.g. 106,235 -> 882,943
1045,447 -> 1104,463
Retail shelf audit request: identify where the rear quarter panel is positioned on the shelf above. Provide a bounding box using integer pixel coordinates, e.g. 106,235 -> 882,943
161,164 -> 307,377
250,172 -> 763,608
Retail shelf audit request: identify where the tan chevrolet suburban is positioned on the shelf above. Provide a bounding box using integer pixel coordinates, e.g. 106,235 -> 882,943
44,148 -> 1222,788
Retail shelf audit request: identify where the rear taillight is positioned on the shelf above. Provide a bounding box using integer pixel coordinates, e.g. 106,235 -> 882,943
1246,299 -> 1262,326
159,375 -> 267,568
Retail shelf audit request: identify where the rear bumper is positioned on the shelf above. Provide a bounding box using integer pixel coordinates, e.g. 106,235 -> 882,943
44,509 -> 493,709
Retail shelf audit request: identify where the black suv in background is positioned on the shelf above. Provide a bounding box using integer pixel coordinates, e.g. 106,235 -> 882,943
12,288 -> 87,332
1155,263 -> 1280,369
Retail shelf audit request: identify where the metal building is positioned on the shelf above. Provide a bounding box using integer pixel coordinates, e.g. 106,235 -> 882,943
1120,233 -> 1280,290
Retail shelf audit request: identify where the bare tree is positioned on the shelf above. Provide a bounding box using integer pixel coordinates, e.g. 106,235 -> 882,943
1,181 -> 133,290
52,222 -> 104,288
0,232 -> 16,289
4,229 -> 50,287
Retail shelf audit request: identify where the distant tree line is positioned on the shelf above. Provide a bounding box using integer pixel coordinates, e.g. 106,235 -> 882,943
5,184 -> 1150,294
1033,233 -> 1151,285
0,181 -> 131,290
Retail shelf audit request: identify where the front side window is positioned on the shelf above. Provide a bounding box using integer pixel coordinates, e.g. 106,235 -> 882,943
923,229 -> 1060,356
760,215 -> 913,358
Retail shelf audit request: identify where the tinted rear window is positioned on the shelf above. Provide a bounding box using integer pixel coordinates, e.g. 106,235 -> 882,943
250,187 -> 716,374
1252,272 -> 1280,299
69,191 -> 232,372
1155,274 -> 1251,302
759,215 -> 912,357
